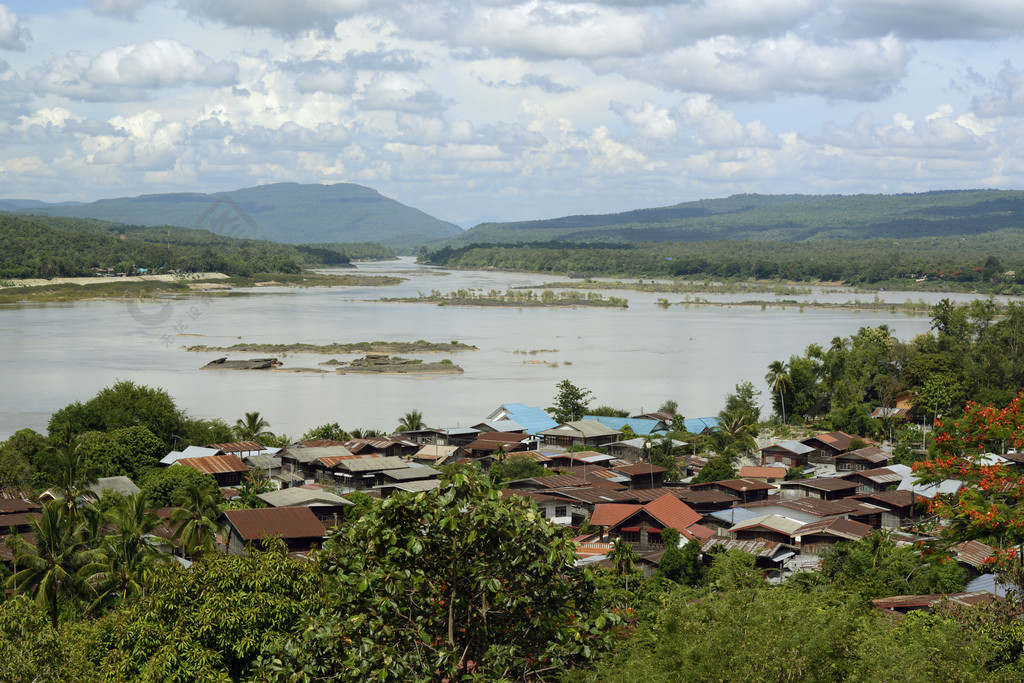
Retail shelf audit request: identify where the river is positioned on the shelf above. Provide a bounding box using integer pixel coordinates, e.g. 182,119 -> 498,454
0,258 -> 1006,441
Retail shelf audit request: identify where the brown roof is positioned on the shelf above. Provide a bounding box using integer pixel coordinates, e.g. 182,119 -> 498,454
872,592 -> 993,611
690,478 -> 774,492
739,466 -> 787,479
674,489 -> 741,505
835,446 -> 891,464
0,499 -> 40,513
784,477 -> 860,492
855,489 -> 922,507
221,507 -> 326,541
614,464 -> 668,477
700,538 -> 788,557
176,454 -> 250,475
746,497 -> 881,518
590,494 -> 703,539
207,441 -> 266,453
802,431 -> 856,450
953,540 -> 994,569
516,474 -> 592,489
795,518 -> 873,540
589,503 -> 641,527
474,432 -> 532,443
840,467 -> 904,485
295,439 -> 347,448
550,487 -> 637,504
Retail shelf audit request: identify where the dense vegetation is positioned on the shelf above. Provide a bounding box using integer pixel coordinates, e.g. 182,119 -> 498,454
0,213 -> 395,279
457,190 -> 1024,243
12,182 -> 462,250
420,235 -> 1024,292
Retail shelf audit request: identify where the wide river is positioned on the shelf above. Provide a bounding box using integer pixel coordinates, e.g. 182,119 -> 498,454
0,258 -> 1011,441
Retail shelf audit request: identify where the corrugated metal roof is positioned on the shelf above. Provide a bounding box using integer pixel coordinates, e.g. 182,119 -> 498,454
761,440 -> 815,455
208,441 -> 266,453
551,487 -> 636,504
581,416 -> 668,435
90,476 -> 141,497
690,478 -> 774,492
836,446 -> 891,463
739,466 -> 788,479
614,463 -> 668,477
954,540 -> 994,569
0,499 -> 40,513
701,538 -> 788,558
515,473 -> 591,489
783,477 -> 859,492
538,421 -> 621,438
175,454 -> 250,475
380,466 -> 440,481
472,419 -> 526,433
222,507 -> 326,541
160,445 -> 222,465
257,488 -> 353,508
683,417 -> 721,433
842,467 -> 904,485
709,507 -> 762,525
731,514 -> 805,535
486,404 -> 559,435
381,480 -> 442,493
283,445 -> 355,463
333,455 -> 409,473
795,518 -> 873,539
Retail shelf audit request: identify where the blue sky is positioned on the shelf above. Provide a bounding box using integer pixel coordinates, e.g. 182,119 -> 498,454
2,1 -> 1024,227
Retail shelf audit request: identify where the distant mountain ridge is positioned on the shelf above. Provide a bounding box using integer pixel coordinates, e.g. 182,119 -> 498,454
6,183 -> 462,249
455,190 -> 1024,244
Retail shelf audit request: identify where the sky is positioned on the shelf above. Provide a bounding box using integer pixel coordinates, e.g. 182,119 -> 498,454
1,1 -> 1023,227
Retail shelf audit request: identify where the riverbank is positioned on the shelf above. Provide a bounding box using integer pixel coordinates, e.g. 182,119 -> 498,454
186,340 -> 478,354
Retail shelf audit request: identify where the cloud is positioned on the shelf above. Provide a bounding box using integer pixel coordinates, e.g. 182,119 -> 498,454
344,48 -> 426,72
610,100 -> 676,141
835,0 -> 1024,40
972,63 -> 1024,117
86,39 -> 238,88
614,33 -> 911,100
359,73 -> 446,113
482,73 -> 575,94
180,0 -> 379,37
0,4 -> 29,51
91,0 -> 152,19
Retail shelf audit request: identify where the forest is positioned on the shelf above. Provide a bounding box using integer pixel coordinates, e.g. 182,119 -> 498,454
0,214 -> 394,279
420,234 -> 1024,292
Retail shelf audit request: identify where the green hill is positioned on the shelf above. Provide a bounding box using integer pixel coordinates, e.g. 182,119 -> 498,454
15,183 -> 462,250
455,190 -> 1024,244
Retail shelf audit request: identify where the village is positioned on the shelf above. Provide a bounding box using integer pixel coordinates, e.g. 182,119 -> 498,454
3,393 -> 1008,619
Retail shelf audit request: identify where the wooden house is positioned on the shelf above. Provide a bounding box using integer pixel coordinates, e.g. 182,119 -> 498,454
537,421 -> 621,448
760,440 -> 815,468
219,507 -> 327,555
833,446 -> 893,472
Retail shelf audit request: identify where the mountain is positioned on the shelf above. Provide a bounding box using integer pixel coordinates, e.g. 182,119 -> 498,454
453,190 -> 1024,244
11,183 -> 462,249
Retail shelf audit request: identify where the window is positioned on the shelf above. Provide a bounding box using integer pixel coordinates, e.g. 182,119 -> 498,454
555,506 -> 567,517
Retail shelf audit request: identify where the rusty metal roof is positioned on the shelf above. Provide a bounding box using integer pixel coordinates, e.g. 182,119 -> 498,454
175,454 -> 250,475
700,538 -> 788,557
835,446 -> 891,463
614,463 -> 668,477
954,540 -> 994,569
739,466 -> 787,479
551,487 -> 636,504
514,473 -> 591,489
0,499 -> 40,513
842,467 -> 905,484
795,518 -> 873,539
690,478 -> 774,492
783,477 -> 859,492
221,507 -> 326,541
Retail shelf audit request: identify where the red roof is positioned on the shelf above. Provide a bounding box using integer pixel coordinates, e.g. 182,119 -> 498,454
614,464 -> 668,477
175,454 -> 250,475
590,494 -> 703,539
222,507 -> 326,541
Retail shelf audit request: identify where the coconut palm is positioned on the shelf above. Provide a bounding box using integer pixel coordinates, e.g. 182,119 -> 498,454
234,411 -> 275,443
765,360 -> 793,424
396,410 -> 426,433
349,428 -> 385,439
5,500 -> 99,629
40,444 -> 99,523
607,537 -> 638,577
170,481 -> 226,558
87,493 -> 171,609
711,411 -> 760,459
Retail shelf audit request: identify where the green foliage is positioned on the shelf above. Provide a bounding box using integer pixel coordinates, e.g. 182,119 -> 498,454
488,453 -> 549,484
235,470 -> 274,509
139,466 -> 218,508
395,409 -> 426,432
0,596 -> 97,683
658,535 -> 703,587
90,542 -> 321,682
549,379 -> 594,423
169,481 -> 226,558
341,489 -> 377,523
819,531 -> 966,599
588,405 -> 631,417
234,411 -> 274,443
74,426 -> 164,481
266,472 -> 622,681
691,455 -> 736,484
658,399 -> 679,415
0,427 -> 45,491
720,381 -> 761,424
48,381 -> 186,452
300,422 -> 351,442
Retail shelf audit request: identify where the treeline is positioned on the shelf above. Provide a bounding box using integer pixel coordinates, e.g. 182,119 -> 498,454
0,214 -> 394,279
458,189 -> 1024,244
420,235 -> 1024,291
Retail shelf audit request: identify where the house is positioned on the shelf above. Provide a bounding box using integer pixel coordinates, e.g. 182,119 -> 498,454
760,440 -> 815,468
778,476 -> 860,501
88,476 -> 141,498
279,445 -> 354,482
256,486 -> 353,527
850,490 -> 925,528
538,421 -> 621,448
833,446 -> 893,472
688,478 -> 774,504
375,479 -> 442,497
589,494 -> 712,549
207,441 -> 267,458
738,466 -> 787,487
411,444 -> 465,466
327,455 -> 410,490
471,419 -> 527,434
606,437 -> 688,463
486,404 -> 559,435
700,538 -> 795,569
672,489 -> 741,513
545,450 -> 617,471
502,490 -> 589,526
476,450 -> 553,471
681,417 -> 722,435
376,465 -> 441,488
611,463 -> 668,490
870,392 -> 915,422
464,432 -> 536,459
174,454 -> 250,487
631,410 -> 674,422
838,467 -> 905,494
743,497 -> 886,528
398,427 -> 481,446
581,416 -> 668,436
729,514 -> 872,553
505,473 -> 593,491
799,431 -> 858,462
341,437 -> 419,459
219,507 -> 327,555
160,445 -> 223,466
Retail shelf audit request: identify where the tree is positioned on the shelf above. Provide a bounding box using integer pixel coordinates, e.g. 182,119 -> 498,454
488,453 -> 548,484
39,445 -> 99,522
235,470 -> 274,509
658,399 -> 678,415
657,530 -> 703,586
765,360 -> 793,423
234,411 -> 274,443
549,379 -> 593,423
0,595 -> 96,682
648,438 -> 684,478
721,381 -> 761,425
74,425 -> 164,480
139,465 -> 218,508
691,455 -> 737,484
589,405 -> 631,417
395,409 -> 426,432
5,500 -> 99,629
169,481 -> 225,558
300,422 -> 350,442
607,536 -> 638,577
264,471 -> 622,681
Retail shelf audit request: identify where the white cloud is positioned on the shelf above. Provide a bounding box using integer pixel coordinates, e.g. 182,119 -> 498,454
86,39 -> 238,88
180,0 -> 380,36
835,0 -> 1024,40
0,4 -> 28,51
358,73 -> 446,113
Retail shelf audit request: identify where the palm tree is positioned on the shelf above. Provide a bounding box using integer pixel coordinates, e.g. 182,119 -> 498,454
765,360 -> 793,424
5,500 -> 99,629
87,493 -> 171,609
41,444 -> 99,522
170,482 -> 226,558
349,428 -> 385,439
396,410 -> 426,433
607,537 -> 637,577
235,411 -> 275,443
711,411 -> 759,459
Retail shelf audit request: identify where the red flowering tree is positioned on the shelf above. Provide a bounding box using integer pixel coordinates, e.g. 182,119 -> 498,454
913,389 -> 1024,572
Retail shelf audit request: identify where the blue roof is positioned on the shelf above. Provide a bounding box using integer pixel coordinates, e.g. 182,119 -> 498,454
684,417 -> 722,433
582,416 -> 668,436
493,404 -> 558,435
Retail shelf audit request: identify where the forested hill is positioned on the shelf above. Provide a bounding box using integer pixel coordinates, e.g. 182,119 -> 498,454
457,190 -> 1024,244
10,182 -> 463,249
0,213 -> 394,279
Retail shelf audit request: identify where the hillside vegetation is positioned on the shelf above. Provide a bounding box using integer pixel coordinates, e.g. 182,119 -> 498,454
457,190 -> 1024,244
12,182 -> 463,249
0,213 -> 393,279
